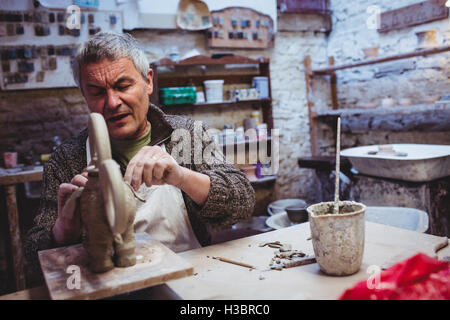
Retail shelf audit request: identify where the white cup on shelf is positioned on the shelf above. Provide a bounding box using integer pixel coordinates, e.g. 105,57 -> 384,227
204,80 -> 224,103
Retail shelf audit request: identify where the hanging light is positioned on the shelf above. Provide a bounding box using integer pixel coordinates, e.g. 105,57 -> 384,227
446,0 -> 450,7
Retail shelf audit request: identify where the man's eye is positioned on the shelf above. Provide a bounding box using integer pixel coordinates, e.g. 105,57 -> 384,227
118,85 -> 131,91
89,88 -> 105,96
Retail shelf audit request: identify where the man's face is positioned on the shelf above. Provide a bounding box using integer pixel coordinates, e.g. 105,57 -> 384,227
80,57 -> 153,140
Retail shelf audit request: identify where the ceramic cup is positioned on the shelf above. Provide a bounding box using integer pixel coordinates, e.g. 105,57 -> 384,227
308,201 -> 366,276
285,202 -> 308,224
3,152 -> 18,168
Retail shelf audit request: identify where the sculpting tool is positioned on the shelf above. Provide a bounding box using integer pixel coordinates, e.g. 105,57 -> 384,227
211,256 -> 255,269
334,117 -> 341,214
263,255 -> 316,271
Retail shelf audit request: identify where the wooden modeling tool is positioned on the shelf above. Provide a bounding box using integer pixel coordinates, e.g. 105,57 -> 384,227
211,256 -> 255,269
334,117 -> 341,214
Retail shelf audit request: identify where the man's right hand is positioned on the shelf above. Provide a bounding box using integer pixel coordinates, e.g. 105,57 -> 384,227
53,172 -> 88,246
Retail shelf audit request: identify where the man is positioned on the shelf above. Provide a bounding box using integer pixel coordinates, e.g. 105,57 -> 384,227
25,32 -> 255,271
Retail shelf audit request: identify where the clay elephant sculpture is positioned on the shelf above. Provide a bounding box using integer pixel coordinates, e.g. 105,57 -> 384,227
80,159 -> 137,273
61,113 -> 138,273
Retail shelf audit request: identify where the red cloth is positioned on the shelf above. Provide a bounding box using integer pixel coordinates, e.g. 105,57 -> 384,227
339,253 -> 450,300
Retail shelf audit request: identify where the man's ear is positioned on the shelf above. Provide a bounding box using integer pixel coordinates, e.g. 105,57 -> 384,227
146,69 -> 153,95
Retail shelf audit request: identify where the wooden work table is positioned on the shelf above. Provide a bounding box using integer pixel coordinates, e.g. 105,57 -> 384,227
0,166 -> 43,291
1,221 -> 449,300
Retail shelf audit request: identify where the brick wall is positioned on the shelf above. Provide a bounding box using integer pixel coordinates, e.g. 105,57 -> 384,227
312,0 -> 450,154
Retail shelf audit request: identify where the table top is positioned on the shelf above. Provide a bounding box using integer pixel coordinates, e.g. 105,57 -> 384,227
165,221 -> 448,300
1,221 -> 449,300
0,166 -> 43,185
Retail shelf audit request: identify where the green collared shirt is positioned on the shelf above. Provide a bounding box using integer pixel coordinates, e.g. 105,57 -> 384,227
110,122 -> 151,169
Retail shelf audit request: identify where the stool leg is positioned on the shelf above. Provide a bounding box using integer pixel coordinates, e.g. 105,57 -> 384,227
5,185 -> 26,291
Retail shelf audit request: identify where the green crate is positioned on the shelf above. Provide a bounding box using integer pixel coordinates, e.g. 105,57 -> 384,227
159,87 -> 196,105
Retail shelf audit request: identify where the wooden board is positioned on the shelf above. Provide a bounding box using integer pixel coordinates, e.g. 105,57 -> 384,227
38,232 -> 193,300
166,222 -> 448,300
378,0 -> 448,33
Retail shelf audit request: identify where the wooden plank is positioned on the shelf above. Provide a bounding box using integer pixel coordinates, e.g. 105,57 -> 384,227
0,286 -> 49,300
157,74 -> 257,88
0,168 -> 43,185
378,0 -> 448,33
38,232 -> 193,300
278,0 -> 329,14
328,56 -> 338,110
311,45 -> 450,75
304,55 -> 317,156
166,221 -> 449,300
154,54 -> 269,67
313,104 -> 450,132
5,185 -> 26,291
160,98 -> 271,109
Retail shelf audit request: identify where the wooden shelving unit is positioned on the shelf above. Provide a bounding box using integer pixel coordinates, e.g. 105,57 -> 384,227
160,98 -> 272,110
150,54 -> 276,185
150,54 -> 273,130
304,44 -> 450,156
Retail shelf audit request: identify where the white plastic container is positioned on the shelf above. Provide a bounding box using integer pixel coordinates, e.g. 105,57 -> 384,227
256,123 -> 268,140
204,80 -> 224,103
252,76 -> 269,99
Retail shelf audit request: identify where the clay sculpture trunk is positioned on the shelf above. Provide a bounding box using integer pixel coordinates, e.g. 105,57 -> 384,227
76,113 -> 138,273
80,170 -> 137,273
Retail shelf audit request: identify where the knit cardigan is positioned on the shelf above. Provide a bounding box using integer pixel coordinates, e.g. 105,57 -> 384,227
24,103 -> 255,272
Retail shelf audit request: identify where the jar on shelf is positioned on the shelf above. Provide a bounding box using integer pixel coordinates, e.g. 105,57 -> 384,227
235,126 -> 245,143
256,123 -> 268,140
251,111 -> 260,126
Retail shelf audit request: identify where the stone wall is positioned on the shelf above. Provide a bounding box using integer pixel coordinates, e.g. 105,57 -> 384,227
311,0 -> 450,155
0,89 -> 89,158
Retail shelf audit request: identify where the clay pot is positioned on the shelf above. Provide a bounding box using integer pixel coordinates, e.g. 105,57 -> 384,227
415,30 -> 438,49
381,98 -> 395,108
358,102 -> 378,109
399,98 -> 412,106
424,95 -> 441,104
308,201 -> 366,276
362,47 -> 378,59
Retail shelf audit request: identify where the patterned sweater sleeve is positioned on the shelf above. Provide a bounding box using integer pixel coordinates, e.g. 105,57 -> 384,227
24,136 -> 85,272
172,118 -> 256,239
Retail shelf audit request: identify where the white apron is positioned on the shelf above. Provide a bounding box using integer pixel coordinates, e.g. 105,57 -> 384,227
86,140 -> 201,253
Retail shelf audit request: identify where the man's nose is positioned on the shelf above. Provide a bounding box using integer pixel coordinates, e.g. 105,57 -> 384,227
105,89 -> 121,110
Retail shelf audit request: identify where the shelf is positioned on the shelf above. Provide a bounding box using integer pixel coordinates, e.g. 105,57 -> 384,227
219,137 -> 272,150
313,103 -> 450,132
153,55 -> 269,67
312,103 -> 447,117
311,45 -> 450,75
250,176 -> 276,185
162,98 -> 271,109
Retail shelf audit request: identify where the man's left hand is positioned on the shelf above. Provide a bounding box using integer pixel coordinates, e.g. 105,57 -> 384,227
124,145 -> 185,191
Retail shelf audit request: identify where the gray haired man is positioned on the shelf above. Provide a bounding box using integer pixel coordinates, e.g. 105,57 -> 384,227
25,32 -> 255,271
